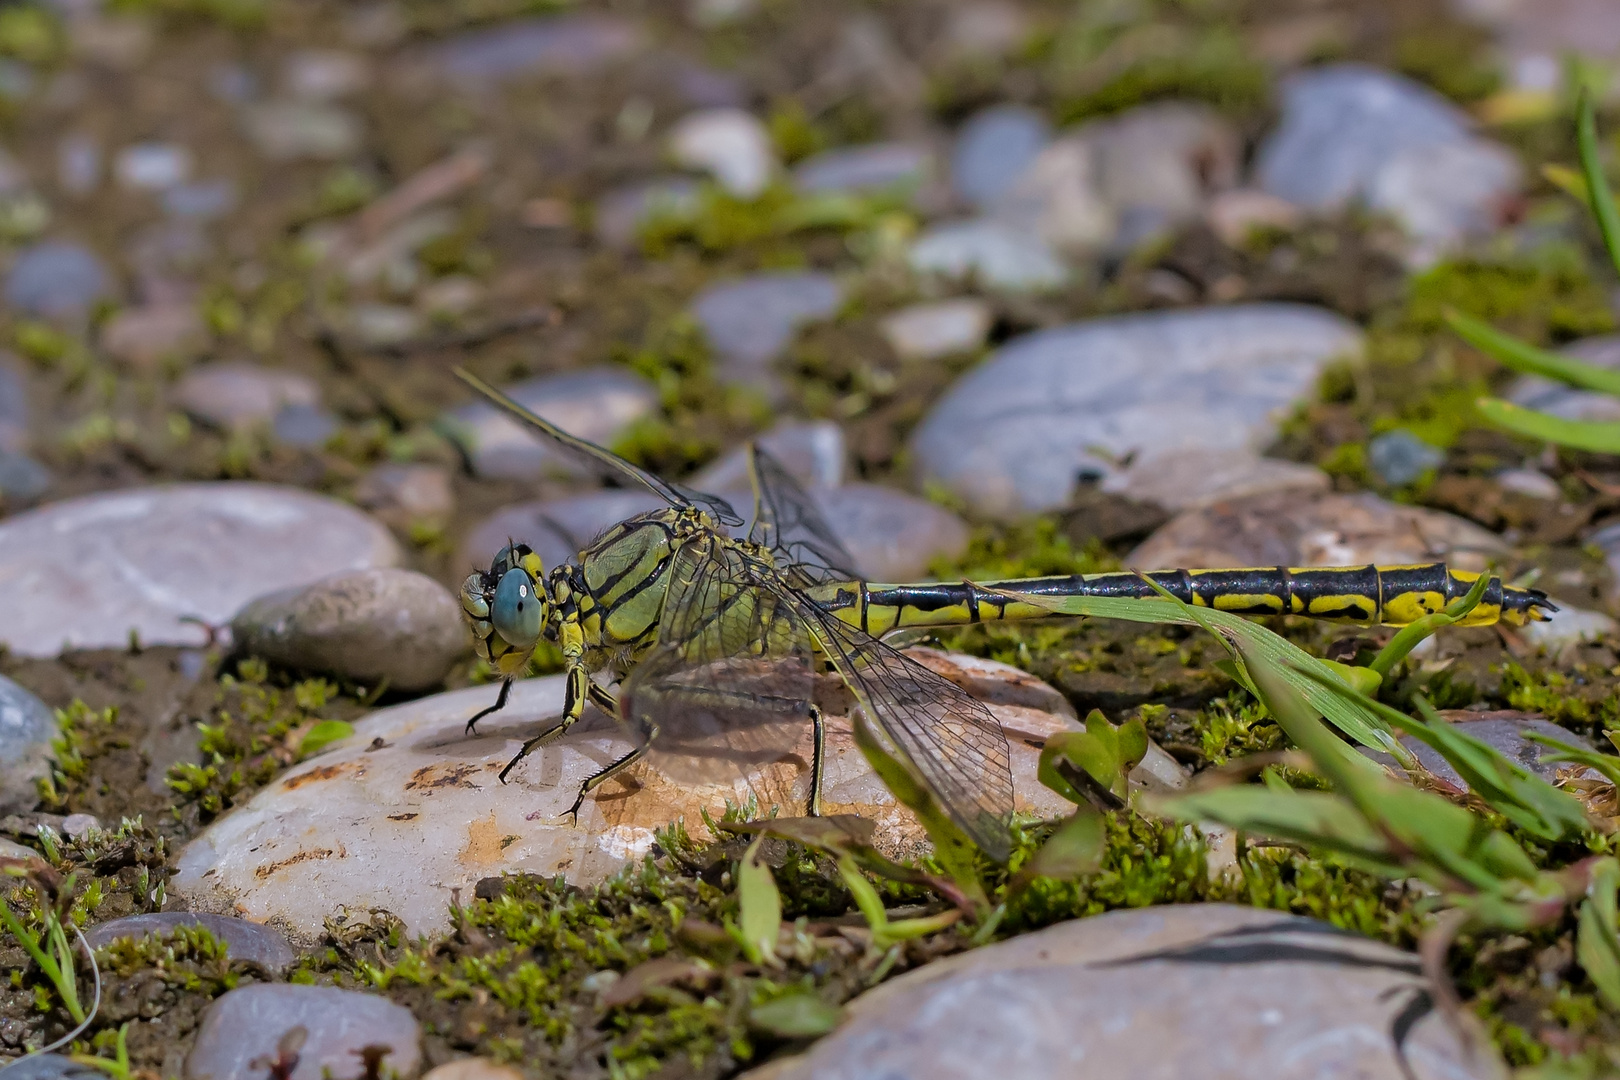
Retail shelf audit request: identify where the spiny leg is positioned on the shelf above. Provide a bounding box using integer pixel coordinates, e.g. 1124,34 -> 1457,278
564,717 -> 659,822
587,681 -> 619,716
499,652 -> 596,783
807,703 -> 825,818
464,678 -> 511,736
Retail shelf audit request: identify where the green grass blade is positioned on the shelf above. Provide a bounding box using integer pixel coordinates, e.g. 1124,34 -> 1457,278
1524,730 -> 1620,787
1578,91 -> 1620,281
1152,786 -> 1402,875
1447,309 -> 1620,395
735,838 -> 781,966
1475,398 -> 1620,453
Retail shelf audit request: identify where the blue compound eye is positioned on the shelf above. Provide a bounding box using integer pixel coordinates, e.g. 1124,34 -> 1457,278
492,567 -> 542,647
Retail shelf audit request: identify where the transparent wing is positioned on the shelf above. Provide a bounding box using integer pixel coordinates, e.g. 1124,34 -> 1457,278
747,444 -> 860,585
620,532 -> 818,814
783,591 -> 1016,861
454,367 -> 742,526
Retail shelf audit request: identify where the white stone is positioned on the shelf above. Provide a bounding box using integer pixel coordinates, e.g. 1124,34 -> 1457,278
668,107 -> 776,199
880,298 -> 993,361
908,219 -> 1069,293
1495,468 -> 1561,500
989,137 -> 1114,255
1368,137 -> 1522,266
0,484 -> 402,657
114,143 -> 192,192
1522,605 -> 1615,655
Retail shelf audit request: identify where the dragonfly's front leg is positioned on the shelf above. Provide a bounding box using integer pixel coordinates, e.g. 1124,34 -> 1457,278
464,678 -> 511,736
497,616 -> 595,783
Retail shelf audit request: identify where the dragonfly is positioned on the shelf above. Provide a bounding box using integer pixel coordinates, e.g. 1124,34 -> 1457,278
453,369 -> 1555,862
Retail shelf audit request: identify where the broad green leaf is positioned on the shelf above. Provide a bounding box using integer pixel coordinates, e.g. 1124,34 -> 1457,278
1475,397 -> 1620,454
1578,91 -> 1620,281
297,720 -> 354,758
1114,715 -> 1149,776
749,994 -> 842,1037
1447,309 -> 1620,395
1578,859 -> 1620,1011
736,838 -> 781,966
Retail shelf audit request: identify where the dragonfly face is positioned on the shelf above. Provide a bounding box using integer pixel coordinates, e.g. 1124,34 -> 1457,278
462,542 -> 550,675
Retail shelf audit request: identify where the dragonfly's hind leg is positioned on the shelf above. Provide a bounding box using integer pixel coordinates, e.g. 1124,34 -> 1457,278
497,669 -> 620,784
807,704 -> 825,818
464,678 -> 511,735
563,717 -> 659,822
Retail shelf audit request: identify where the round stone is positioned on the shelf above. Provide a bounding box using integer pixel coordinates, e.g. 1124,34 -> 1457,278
230,568 -> 466,693
430,14 -> 643,85
175,363 -> 322,431
84,912 -> 297,974
668,107 -> 776,199
100,303 -> 207,370
907,219 -> 1069,292
690,272 -> 843,388
951,104 -> 1051,208
458,491 -> 668,579
0,483 -> 402,657
691,420 -> 846,494
188,984 -> 422,1080
0,674 -> 56,814
4,241 -> 113,320
879,299 -> 993,362
814,483 -> 970,581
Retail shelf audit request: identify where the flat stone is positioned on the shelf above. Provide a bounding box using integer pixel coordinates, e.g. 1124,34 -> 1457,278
1508,334 -> 1620,423
690,272 -> 843,387
594,177 -> 701,247
792,142 -> 931,195
175,363 -> 321,431
113,142 -> 191,192
1367,137 -> 1522,267
908,218 -> 1069,293
230,568 -> 466,693
0,1055 -> 101,1080
100,303 -> 206,369
880,298 -> 993,361
1522,605 -> 1616,657
282,50 -> 370,101
1127,490 -> 1508,573
458,491 -> 669,577
911,304 -> 1363,517
0,836 -> 36,860
668,108 -> 775,199
431,14 -> 642,86
0,451 -> 51,506
0,353 -> 26,452
761,905 -> 1495,1080
951,104 -> 1051,208
815,483 -> 970,581
1256,64 -> 1474,210
440,368 -> 658,481
272,403 -> 338,449
0,674 -> 56,814
1104,449 -> 1329,512
84,912 -> 297,974
188,984 -> 422,1080
163,179 -> 238,221
243,102 -> 362,162
691,420 -> 846,493
0,483 -> 402,657
5,240 -> 112,320
988,138 -> 1114,256
1081,101 -> 1240,225
354,463 -> 455,531
172,662 -> 1076,938
1368,429 -> 1445,486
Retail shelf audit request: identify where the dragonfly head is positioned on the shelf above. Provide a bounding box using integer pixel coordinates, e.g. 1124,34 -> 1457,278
462,542 -> 548,670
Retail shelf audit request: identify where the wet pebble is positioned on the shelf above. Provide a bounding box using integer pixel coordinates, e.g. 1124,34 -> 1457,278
442,368 -> 657,480
173,661 -> 1077,937
1128,489 -> 1507,572
459,490 -> 667,576
5,240 -> 112,320
231,568 -> 465,693
668,108 -> 775,198
354,463 -> 455,531
0,483 -> 401,656
100,302 -> 206,369
431,14 -> 642,86
85,912 -> 297,974
879,298 -> 992,361
243,102 -> 362,162
951,104 -> 1051,208
188,984 -> 422,1080
792,142 -> 931,195
691,419 -> 845,494
594,176 -> 700,247
911,304 -> 1362,516
690,272 -> 843,388
761,905 -> 1491,1080
1367,429 -> 1445,486
175,362 -> 321,431
816,484 -> 970,580
0,675 -> 56,814
114,142 -> 191,192
0,451 -> 51,506
908,218 -> 1069,292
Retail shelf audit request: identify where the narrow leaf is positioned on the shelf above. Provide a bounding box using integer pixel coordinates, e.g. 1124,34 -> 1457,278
736,838 -> 781,966
1577,860 -> 1620,1012
1578,91 -> 1620,281
1447,309 -> 1620,395
1475,397 -> 1620,454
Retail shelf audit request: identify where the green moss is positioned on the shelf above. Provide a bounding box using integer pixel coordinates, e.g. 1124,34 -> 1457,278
0,5 -> 63,66
1501,663 -> 1620,732
1393,24 -> 1502,104
1055,28 -> 1270,123
1191,696 -> 1283,766
930,518 -> 1117,582
1404,258 -> 1615,343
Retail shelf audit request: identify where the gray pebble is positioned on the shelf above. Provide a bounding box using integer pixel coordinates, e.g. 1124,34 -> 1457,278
1255,63 -> 1472,210
231,568 -> 466,693
951,104 -> 1051,208
114,142 -> 191,192
347,303 -> 421,347
4,241 -> 113,320
459,490 -> 667,577
353,463 -> 455,531
690,272 -> 843,388
0,451 -> 49,505
1367,136 -> 1521,265
908,219 -> 1069,292
432,14 -> 642,86
1082,102 -> 1240,226
0,675 -> 55,814
188,984 -> 422,1080
1367,429 -> 1444,486
163,179 -> 238,220
1508,333 -> 1620,423
691,420 -> 845,493
879,298 -> 992,361
85,912 -> 296,974
815,484 -> 970,581
594,177 -> 701,248
272,403 -> 338,449
0,483 -> 402,657
441,368 -> 657,480
793,142 -> 931,195
58,134 -> 100,195
242,102 -> 363,162
911,304 -> 1362,516
769,905 -> 1491,1080
175,363 -> 322,432
0,1055 -> 101,1080
1388,713 -> 1601,795
0,353 -> 25,452
99,303 -> 207,370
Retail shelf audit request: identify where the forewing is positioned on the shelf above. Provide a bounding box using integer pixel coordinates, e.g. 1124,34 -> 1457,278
785,593 -> 1015,861
747,444 -> 860,585
455,367 -> 741,525
620,533 -> 817,813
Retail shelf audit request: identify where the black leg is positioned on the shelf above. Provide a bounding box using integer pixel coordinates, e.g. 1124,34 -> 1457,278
563,719 -> 659,822
587,681 -> 619,717
807,704 -> 825,817
464,678 -> 511,736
